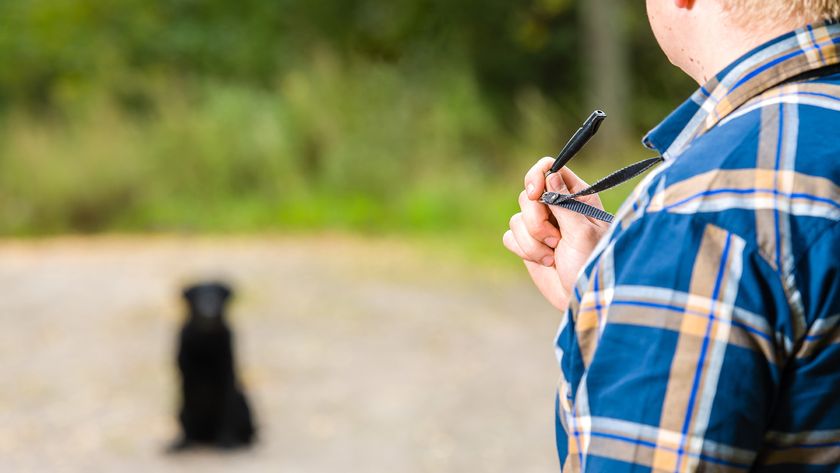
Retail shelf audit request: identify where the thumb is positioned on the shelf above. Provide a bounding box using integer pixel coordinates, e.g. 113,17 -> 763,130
545,171 -> 604,245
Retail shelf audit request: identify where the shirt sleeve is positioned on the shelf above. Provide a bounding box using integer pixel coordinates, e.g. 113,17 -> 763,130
555,213 -> 790,472
761,222 -> 840,465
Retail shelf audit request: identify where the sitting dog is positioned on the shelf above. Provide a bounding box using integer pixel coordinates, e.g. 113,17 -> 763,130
170,282 -> 256,451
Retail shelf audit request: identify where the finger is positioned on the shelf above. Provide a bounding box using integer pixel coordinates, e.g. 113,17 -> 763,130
505,238 -> 569,311
523,259 -> 569,311
556,166 -> 605,210
518,190 -> 560,248
523,157 -> 557,200
502,230 -> 528,260
544,171 -> 608,247
510,213 -> 555,267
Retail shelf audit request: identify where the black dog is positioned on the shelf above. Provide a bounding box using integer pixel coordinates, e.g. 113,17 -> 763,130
170,282 -> 255,451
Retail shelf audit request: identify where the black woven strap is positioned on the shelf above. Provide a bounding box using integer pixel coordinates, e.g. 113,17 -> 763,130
555,199 -> 617,223
541,156 -> 664,224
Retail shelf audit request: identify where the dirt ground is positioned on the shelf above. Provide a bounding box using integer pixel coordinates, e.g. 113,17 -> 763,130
0,235 -> 561,472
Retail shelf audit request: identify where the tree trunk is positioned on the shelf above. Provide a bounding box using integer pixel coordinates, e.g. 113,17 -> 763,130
580,0 -> 631,153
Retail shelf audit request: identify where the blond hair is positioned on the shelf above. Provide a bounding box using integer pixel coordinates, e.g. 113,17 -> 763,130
720,0 -> 840,28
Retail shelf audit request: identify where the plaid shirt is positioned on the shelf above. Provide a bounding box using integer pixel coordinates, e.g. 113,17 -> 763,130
555,21 -> 840,472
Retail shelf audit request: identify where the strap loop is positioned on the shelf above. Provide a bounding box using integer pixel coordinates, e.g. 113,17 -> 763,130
540,156 -> 664,224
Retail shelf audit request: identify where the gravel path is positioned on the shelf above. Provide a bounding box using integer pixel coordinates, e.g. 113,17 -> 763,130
0,236 -> 561,472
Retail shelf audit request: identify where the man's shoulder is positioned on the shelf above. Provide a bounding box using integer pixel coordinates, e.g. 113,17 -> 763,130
640,86 -> 840,268
665,78 -> 840,187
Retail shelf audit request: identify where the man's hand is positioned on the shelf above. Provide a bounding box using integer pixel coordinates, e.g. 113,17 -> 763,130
503,157 -> 611,311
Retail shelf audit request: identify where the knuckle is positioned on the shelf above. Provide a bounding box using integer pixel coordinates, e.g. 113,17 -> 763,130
547,173 -> 567,192
537,157 -> 555,172
519,238 -> 540,256
502,232 -> 515,250
530,157 -> 552,173
520,234 -> 545,257
522,210 -> 545,235
523,173 -> 539,189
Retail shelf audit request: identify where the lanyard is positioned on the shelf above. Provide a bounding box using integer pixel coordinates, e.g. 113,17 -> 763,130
541,110 -> 664,224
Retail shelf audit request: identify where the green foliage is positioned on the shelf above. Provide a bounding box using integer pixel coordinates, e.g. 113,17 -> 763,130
0,0 -> 694,240
0,56 -> 522,234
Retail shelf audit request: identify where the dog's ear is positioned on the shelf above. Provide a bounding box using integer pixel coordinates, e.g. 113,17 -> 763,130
182,286 -> 198,302
218,283 -> 232,302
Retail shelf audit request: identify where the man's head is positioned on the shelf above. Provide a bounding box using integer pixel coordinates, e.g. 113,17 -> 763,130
646,0 -> 840,84
719,1 -> 840,28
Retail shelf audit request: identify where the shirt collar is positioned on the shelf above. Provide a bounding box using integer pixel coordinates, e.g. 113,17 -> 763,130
643,19 -> 840,158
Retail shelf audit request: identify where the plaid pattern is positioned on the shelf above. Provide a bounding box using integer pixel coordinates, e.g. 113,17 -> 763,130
555,21 -> 840,472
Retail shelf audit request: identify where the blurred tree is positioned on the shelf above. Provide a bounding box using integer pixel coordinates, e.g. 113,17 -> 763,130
580,0 -> 631,148
0,0 -> 700,236
0,0 -> 692,131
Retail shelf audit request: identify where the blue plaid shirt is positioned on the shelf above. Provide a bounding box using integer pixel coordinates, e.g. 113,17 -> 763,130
555,21 -> 840,472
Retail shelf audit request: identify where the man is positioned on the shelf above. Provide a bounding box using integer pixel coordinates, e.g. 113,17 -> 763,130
504,1 -> 840,471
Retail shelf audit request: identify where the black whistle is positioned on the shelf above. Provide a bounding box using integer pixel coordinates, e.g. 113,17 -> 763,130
548,110 -> 607,175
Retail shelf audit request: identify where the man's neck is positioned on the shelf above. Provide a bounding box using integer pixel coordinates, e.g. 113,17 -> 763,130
684,18 -> 819,85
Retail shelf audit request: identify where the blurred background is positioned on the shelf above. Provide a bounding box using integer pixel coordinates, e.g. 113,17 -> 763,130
0,0 -> 695,471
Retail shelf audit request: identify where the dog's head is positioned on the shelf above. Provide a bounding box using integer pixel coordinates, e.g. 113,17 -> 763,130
182,282 -> 233,328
